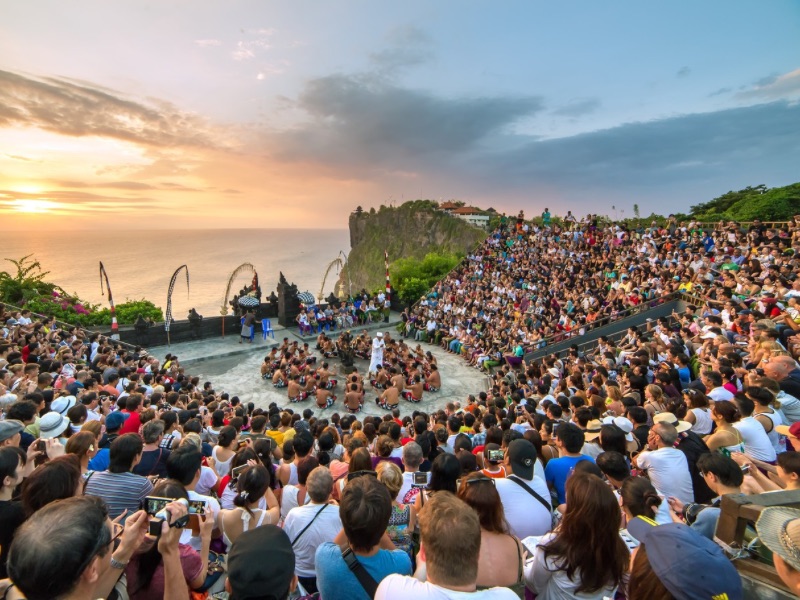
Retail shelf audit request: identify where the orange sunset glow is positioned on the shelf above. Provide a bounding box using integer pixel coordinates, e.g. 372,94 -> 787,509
0,1 -> 798,230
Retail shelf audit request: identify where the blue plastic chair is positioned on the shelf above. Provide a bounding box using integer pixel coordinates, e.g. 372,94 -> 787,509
261,318 -> 275,339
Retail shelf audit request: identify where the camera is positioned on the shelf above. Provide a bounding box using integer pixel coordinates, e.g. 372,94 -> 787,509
411,472 -> 428,488
681,502 -> 708,526
488,450 -> 504,463
144,497 -> 190,536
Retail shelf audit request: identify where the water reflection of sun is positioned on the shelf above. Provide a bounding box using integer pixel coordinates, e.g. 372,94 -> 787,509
11,199 -> 58,213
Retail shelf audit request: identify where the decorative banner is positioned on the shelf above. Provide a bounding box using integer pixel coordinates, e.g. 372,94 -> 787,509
384,249 -> 391,303
220,262 -> 257,337
165,265 -> 189,345
99,262 -> 119,340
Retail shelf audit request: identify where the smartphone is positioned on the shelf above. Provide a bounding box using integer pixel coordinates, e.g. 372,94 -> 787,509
238,440 -> 248,449
413,472 -> 428,486
188,500 -> 206,515
143,496 -> 173,517
231,464 -> 248,479
741,464 -> 751,475
488,449 -> 504,462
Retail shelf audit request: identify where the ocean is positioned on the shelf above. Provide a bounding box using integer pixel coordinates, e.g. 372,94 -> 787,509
0,229 -> 350,320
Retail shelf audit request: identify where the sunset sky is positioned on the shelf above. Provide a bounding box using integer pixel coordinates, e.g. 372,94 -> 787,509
1,0 -> 798,230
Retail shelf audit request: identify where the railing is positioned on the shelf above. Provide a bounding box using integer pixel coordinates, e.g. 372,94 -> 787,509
716,489 -> 800,595
523,291 -> 685,353
1,302 -> 139,351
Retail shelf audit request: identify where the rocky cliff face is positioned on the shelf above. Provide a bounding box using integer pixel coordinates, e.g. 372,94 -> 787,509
342,201 -> 487,293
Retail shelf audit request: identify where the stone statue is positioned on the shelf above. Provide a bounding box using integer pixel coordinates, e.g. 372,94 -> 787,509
134,315 -> 150,346
188,308 -> 203,339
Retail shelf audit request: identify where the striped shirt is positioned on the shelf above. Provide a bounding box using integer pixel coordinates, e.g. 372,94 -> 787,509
84,471 -> 153,519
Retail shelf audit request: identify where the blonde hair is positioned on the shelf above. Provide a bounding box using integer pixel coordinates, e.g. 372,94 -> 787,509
646,384 -> 663,402
376,461 -> 403,498
181,433 -> 203,450
80,420 -> 102,439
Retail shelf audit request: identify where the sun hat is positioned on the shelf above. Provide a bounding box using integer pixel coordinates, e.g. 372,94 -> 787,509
777,422 -> 800,439
613,416 -> 635,442
39,412 -> 69,439
227,525 -> 295,600
0,420 -> 24,443
628,520 -> 743,600
507,439 -> 537,480
653,412 -> 692,433
584,419 -> 603,441
757,507 -> 800,573
51,395 -> 77,415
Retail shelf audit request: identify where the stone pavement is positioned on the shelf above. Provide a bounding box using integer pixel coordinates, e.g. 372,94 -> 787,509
148,315 -> 490,418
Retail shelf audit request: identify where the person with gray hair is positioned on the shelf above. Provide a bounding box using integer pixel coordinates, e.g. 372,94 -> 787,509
633,422 -> 694,503
396,441 -> 428,503
283,466 -> 342,594
132,419 -> 170,478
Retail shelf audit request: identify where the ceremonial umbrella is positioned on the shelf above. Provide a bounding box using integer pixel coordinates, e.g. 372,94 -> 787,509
238,295 -> 259,307
297,291 -> 315,305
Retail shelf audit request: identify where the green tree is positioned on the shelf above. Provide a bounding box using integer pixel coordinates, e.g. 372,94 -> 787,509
0,255 -> 61,304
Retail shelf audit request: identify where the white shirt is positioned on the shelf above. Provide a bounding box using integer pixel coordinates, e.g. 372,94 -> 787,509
495,475 -> 552,539
279,484 -> 311,523
734,417 -> 777,462
195,466 -> 218,496
524,532 -> 618,600
376,574 -> 517,600
283,502 -> 342,577
635,447 -> 694,504
397,470 -> 429,504
708,387 -> 734,402
179,490 -> 221,551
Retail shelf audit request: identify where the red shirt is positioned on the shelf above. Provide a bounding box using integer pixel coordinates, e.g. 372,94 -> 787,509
120,410 -> 142,435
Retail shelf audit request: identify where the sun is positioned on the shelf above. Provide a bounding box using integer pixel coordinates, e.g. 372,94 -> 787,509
11,199 -> 58,213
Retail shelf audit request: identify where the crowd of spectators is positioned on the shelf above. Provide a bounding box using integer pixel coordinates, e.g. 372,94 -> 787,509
0,210 -> 799,599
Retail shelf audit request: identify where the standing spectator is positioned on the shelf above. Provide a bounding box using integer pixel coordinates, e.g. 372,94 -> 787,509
524,473 -> 629,599
316,474 -> 412,600
544,423 -> 593,504
283,466 -> 342,594
496,439 -> 552,538
84,433 -> 153,519
376,492 -> 518,599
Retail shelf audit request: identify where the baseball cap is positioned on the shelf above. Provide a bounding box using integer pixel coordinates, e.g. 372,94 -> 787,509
51,395 -> 77,415
105,411 -> 127,431
628,520 -> 742,600
776,422 -> 800,439
227,525 -> 295,600
507,439 -> 537,480
39,412 -> 69,439
653,412 -> 692,433
0,420 -> 24,443
757,507 -> 800,573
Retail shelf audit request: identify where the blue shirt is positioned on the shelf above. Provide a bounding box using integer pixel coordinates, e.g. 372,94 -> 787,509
545,455 -> 594,504
315,542 -> 411,600
88,448 -> 110,472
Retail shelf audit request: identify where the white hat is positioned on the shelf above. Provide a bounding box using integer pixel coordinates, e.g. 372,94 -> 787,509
51,395 -> 77,415
613,416 -> 635,442
39,412 -> 69,439
376,332 -> 383,338
547,367 -> 560,378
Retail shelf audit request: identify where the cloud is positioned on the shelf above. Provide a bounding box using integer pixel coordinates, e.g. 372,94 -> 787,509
3,154 -> 36,162
194,39 -> 222,47
0,69 -> 221,149
676,66 -> 691,78
471,101 -> 800,205
551,98 -> 601,118
369,25 -> 434,74
708,87 -> 732,97
272,72 -> 544,171
737,68 -> 800,101
0,188 -> 156,212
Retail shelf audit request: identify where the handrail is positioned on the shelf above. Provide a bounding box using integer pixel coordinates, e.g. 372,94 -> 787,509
524,291 -> 683,352
1,301 -> 139,351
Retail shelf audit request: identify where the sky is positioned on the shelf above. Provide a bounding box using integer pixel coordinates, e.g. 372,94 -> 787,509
0,0 -> 798,230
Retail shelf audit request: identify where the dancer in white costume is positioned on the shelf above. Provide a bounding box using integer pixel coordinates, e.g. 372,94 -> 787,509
369,332 -> 386,375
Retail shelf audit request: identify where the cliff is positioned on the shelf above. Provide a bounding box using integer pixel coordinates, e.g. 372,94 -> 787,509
342,200 -> 488,293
